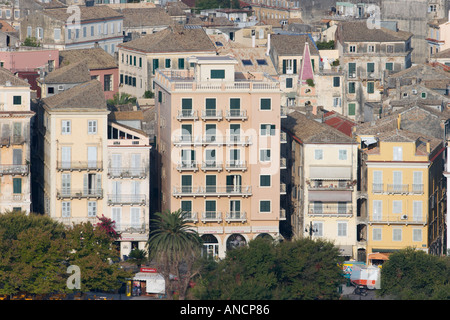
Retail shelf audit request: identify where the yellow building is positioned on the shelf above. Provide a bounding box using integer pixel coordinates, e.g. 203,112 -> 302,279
34,80 -> 110,226
356,128 -> 445,261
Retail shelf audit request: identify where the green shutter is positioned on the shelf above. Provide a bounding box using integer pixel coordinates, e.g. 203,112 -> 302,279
205,98 -> 216,109
210,69 -> 225,79
178,58 -> 185,69
348,103 -> 356,116
367,82 -> 374,93
139,57 -> 142,68
165,59 -> 171,68
182,98 -> 192,110
293,59 -> 297,74
348,82 -> 355,93
282,60 -> 287,74
385,62 -> 393,71
348,63 -> 356,74
13,178 -> 21,194
152,59 -> 159,74
260,98 -> 271,110
367,62 -> 375,73
230,98 -> 240,109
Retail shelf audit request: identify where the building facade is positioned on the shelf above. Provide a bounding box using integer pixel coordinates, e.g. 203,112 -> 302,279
0,68 -> 33,214
154,55 -> 283,259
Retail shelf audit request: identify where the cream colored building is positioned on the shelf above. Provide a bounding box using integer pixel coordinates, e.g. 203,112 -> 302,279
155,55 -> 284,259
282,111 -> 359,259
117,25 -> 217,99
35,80 -> 110,227
0,68 -> 33,214
107,121 -> 151,259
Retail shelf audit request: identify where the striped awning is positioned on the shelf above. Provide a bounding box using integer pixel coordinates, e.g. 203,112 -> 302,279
309,166 -> 352,180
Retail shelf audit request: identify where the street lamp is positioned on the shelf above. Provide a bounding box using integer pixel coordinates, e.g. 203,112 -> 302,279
305,221 -> 317,239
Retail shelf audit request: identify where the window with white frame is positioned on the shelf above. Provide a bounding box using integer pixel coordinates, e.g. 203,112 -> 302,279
54,28 -> 61,40
259,200 -> 271,213
314,149 -> 323,160
131,207 -> 140,228
62,201 -> 71,217
313,221 -> 323,237
413,201 -> 423,221
62,120 -> 71,134
372,200 -> 382,221
372,228 -> 382,241
88,201 -> 97,217
260,124 -> 275,136
260,149 -> 271,162
392,200 -> 402,214
393,228 -> 402,241
339,149 -> 347,160
413,228 -> 422,242
88,120 -> 97,134
349,45 -> 356,53
393,146 -> 403,161
367,45 -> 375,52
337,221 -> 347,237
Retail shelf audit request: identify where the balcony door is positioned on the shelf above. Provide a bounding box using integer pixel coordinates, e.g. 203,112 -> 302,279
61,173 -> 71,196
131,154 -> 141,175
112,180 -> 121,202
13,149 -> 22,165
226,174 -> 241,193
87,146 -> 97,168
61,146 -> 71,169
181,149 -> 195,167
111,154 -> 121,175
230,200 -> 241,218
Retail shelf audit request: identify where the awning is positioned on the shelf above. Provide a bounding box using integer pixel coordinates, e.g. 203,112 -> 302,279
368,252 -> 390,261
361,136 -> 378,146
308,190 -> 352,202
309,166 -> 352,180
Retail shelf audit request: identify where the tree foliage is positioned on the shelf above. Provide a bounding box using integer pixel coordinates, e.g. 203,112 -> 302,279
147,210 -> 203,300
379,248 -> 450,300
194,0 -> 240,11
193,237 -> 344,300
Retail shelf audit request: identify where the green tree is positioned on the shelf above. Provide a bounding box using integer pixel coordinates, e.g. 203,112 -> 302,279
106,92 -> 137,109
128,248 -> 148,269
379,248 -> 450,300
193,238 -> 344,300
66,221 -> 132,293
22,37 -> 40,47
0,211 -> 68,295
315,40 -> 335,50
147,210 -> 202,300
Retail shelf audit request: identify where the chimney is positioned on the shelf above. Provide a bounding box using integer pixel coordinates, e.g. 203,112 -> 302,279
266,33 -> 271,56
251,29 -> 255,48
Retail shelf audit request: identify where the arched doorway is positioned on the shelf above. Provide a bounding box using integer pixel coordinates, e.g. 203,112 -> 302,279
255,233 -> 273,241
226,233 -> 247,251
201,234 -> 219,259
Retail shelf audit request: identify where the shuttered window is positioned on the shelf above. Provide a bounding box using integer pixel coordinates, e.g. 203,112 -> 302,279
210,69 -> 225,79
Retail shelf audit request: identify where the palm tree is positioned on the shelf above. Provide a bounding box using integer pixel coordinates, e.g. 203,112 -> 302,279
147,209 -> 202,299
128,248 -> 148,270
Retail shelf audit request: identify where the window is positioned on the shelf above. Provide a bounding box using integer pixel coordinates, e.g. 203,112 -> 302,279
48,87 -> 54,94
349,45 -> 356,53
392,200 -> 402,214
282,59 -> 296,74
339,149 -> 347,160
27,26 -> 31,37
88,120 -> 97,134
348,82 -> 355,93
333,76 -> 340,87
152,59 -> 159,74
385,62 -> 393,71
139,57 -> 142,68
348,103 -> 356,116
413,228 -> 422,242
260,98 -> 271,110
68,29 -> 72,40
54,28 -> 61,40
413,201 -> 423,221
88,201 -> 97,217
367,81 -> 374,94
91,26 -> 94,36
337,222 -> 347,237
260,175 -> 271,187
257,59 -> 268,65
373,170 -> 383,192
13,178 -> 22,194
13,96 -> 21,105
313,222 -> 323,237
367,45 -> 375,53
181,200 -> 192,218
260,124 -> 275,136
82,26 -> 86,38
386,45 -> 393,53
104,74 -> 113,91
62,202 -> 71,217
62,120 -> 71,134
314,149 -> 323,160
260,149 -> 271,162
242,59 -> 253,66
210,69 -> 225,79
373,200 -> 382,221
165,58 -> 171,68
372,228 -> 382,241
348,62 -> 356,77
393,147 -> 403,161
367,62 -> 375,73
421,92 -> 427,99
393,228 -> 402,242
259,200 -> 271,213
286,77 -> 293,88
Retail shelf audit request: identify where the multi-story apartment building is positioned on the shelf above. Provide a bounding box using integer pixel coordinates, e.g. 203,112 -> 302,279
248,0 -> 302,21
281,111 -> 359,259
154,55 -> 283,259
426,16 -> 450,59
355,127 -> 446,259
20,5 -> 124,55
107,120 -> 151,259
117,25 -> 216,98
34,79 -> 110,227
335,21 -> 413,121
0,68 -> 33,214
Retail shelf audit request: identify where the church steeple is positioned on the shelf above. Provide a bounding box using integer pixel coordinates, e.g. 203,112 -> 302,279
298,41 -> 314,85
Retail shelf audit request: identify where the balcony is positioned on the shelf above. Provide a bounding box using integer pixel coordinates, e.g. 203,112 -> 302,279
107,194 -> 146,206
176,109 -> 198,121
182,211 -> 198,223
225,109 -> 247,121
57,189 -> 103,199
280,157 -> 287,169
108,167 -> 147,178
225,160 -> 247,171
0,164 -> 29,176
201,211 -> 222,223
308,180 -> 353,191
112,223 -> 149,233
201,160 -> 223,171
372,183 -> 384,193
369,214 -> 427,225
386,184 -> 409,194
201,109 -> 222,121
308,203 -> 353,217
202,135 -> 225,146
176,161 -> 198,172
226,136 -> 252,146
280,131 -> 287,143
173,135 -> 197,146
280,208 -> 286,220
280,106 -> 288,118
173,185 -> 252,197
57,161 -> 103,172
411,184 -> 424,194
225,211 -> 247,223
